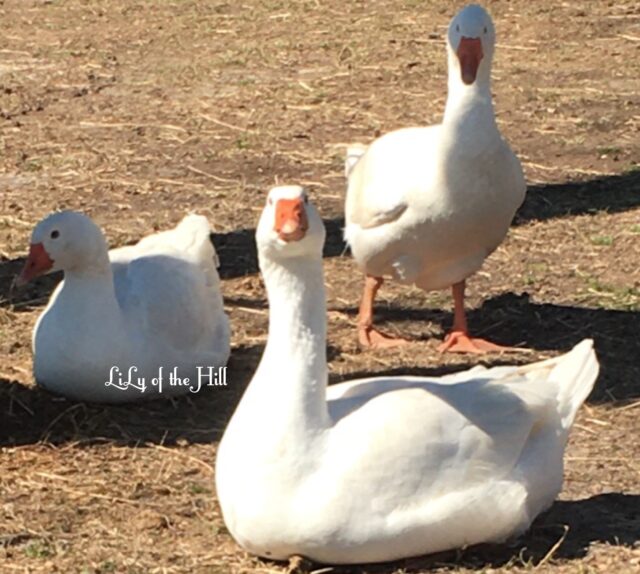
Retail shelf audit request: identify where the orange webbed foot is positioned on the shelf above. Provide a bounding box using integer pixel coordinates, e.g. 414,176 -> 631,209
358,326 -> 409,349
438,331 -> 514,354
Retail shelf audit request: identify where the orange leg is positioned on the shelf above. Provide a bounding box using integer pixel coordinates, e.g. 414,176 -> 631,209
357,275 -> 408,348
438,281 -> 511,354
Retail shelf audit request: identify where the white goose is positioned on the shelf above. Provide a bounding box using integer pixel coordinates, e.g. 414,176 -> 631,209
344,4 -> 526,352
18,211 -> 230,403
216,186 -> 598,565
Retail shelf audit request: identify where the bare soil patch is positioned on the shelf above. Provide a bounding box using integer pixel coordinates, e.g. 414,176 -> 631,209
1,1 -> 639,573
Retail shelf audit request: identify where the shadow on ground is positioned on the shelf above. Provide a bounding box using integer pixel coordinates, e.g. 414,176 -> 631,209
0,338 -> 357,448
516,169 -> 640,224
0,171 -> 638,445
3,170 -> 636,298
216,169 -> 640,279
0,217 -> 345,306
0,342 -> 263,448
1,293 -> 637,447
344,292 -> 640,403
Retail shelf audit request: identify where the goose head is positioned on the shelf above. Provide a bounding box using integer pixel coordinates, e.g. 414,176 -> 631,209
256,185 -> 325,261
17,211 -> 109,285
447,4 -> 495,87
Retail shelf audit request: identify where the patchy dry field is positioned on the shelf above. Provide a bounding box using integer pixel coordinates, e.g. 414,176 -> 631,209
1,1 -> 639,573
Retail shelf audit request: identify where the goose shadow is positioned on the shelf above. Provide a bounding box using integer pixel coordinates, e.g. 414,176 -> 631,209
516,168 -> 640,224
2,168 -> 639,296
0,342 -> 264,448
321,493 -> 640,573
213,169 -> 640,278
0,334 -> 347,448
0,170 -> 638,441
337,292 -> 640,403
0,295 -> 636,446
0,217 -> 346,308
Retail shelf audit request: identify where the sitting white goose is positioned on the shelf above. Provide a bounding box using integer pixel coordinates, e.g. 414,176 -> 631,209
344,4 -> 526,352
17,211 -> 230,403
216,186 -> 598,565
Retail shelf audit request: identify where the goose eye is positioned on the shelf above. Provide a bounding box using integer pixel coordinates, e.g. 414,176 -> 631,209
50,230 -> 60,239
484,26 -> 488,34
303,195 -> 308,204
455,24 -> 460,32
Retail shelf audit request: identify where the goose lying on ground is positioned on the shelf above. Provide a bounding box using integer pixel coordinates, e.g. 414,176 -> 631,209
18,211 -> 230,403
215,186 -> 598,565
344,4 -> 526,352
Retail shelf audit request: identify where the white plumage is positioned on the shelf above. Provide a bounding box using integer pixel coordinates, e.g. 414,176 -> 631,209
344,5 -> 527,351
21,211 -> 230,403
216,186 -> 598,564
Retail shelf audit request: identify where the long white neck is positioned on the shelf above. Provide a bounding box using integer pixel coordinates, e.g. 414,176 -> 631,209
248,252 -> 330,431
55,259 -> 121,323
443,49 -> 497,135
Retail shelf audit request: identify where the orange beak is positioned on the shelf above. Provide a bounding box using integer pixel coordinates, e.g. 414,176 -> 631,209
457,37 -> 483,85
16,243 -> 54,287
274,198 -> 308,242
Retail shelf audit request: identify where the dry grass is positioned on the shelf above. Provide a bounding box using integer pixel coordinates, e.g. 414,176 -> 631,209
1,0 -> 639,572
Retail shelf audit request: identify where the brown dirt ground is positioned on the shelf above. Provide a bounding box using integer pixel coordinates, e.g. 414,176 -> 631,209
1,0 -> 639,573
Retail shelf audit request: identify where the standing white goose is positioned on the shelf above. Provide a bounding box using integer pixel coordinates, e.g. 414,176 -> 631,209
344,4 -> 526,352
17,211 -> 230,403
216,186 -> 598,565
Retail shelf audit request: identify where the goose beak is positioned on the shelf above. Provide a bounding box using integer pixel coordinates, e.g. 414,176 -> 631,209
274,198 -> 309,242
16,243 -> 54,287
457,37 -> 483,85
